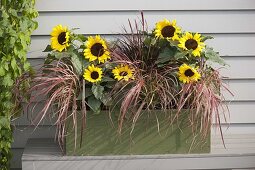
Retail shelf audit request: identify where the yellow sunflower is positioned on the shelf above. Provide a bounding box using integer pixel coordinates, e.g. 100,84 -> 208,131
83,64 -> 103,83
178,64 -> 201,83
50,25 -> 70,52
112,65 -> 134,81
178,32 -> 205,57
154,19 -> 181,41
84,35 -> 111,63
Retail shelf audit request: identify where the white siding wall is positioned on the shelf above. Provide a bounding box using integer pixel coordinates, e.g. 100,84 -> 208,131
11,0 -> 255,169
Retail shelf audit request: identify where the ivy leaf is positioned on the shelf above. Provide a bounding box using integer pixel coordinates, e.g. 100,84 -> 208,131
204,47 -> 227,66
11,58 -> 17,70
2,74 -> 14,87
88,96 -> 101,114
23,62 -> 31,72
0,117 -> 10,128
43,45 -> 53,52
92,84 -> 104,100
0,66 -> 6,76
0,29 -> 3,37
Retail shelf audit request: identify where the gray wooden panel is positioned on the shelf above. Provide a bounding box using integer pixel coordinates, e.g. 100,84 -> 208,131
12,125 -> 56,148
35,0 -> 255,11
33,11 -> 255,35
11,148 -> 23,169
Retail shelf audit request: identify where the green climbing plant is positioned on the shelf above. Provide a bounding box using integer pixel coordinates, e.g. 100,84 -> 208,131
0,0 -> 38,169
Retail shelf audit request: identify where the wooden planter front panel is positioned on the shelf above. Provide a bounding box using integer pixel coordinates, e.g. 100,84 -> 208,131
65,111 -> 210,155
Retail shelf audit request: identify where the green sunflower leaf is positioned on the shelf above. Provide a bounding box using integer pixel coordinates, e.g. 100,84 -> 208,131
71,54 -> 83,75
44,53 -> 57,64
80,44 -> 86,49
101,93 -> 113,106
85,87 -> 93,98
102,76 -> 115,82
76,34 -> 87,42
43,45 -> 53,52
144,37 -> 152,46
204,47 -> 227,66
76,87 -> 92,100
156,47 -> 176,65
92,84 -> 104,100
174,51 -> 189,60
201,35 -> 214,42
88,96 -> 101,114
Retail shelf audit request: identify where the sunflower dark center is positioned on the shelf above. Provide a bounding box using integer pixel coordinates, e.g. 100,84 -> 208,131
161,26 -> 175,38
91,43 -> 104,57
185,39 -> 198,50
184,69 -> 195,77
120,71 -> 128,76
58,32 -> 67,45
91,71 -> 99,80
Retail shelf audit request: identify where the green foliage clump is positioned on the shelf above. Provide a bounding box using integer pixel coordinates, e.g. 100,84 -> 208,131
0,0 -> 38,169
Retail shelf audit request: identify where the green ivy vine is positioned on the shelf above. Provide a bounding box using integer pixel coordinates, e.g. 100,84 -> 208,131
0,0 -> 38,169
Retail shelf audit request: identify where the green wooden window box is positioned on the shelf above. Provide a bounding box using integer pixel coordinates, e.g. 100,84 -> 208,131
65,110 -> 210,155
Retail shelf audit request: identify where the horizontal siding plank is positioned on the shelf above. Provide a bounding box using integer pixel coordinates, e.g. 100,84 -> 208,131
33,11 -> 255,35
35,0 -> 255,11
212,134 -> 255,154
220,56 -> 255,79
206,34 -> 255,57
223,79 -> 255,101
212,134 -> 255,145
212,124 -> 255,135
220,102 -> 255,124
28,34 -> 255,59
